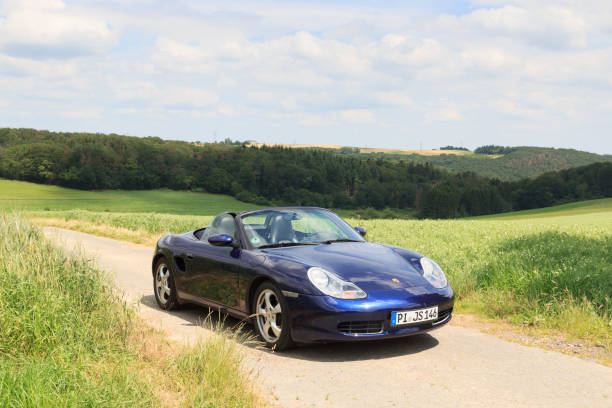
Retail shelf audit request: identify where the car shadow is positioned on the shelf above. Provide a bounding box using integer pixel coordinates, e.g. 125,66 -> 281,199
139,295 -> 440,362
278,334 -> 439,362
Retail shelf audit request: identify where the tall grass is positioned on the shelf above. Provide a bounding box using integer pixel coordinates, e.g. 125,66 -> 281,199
176,315 -> 260,408
0,214 -> 264,408
29,210 -> 213,246
0,214 -> 152,407
30,209 -> 212,235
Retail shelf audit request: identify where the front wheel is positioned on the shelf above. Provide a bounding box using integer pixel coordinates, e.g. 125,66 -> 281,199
252,282 -> 294,351
154,257 -> 179,310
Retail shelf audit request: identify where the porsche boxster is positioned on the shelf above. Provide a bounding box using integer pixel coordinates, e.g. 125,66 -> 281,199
152,207 -> 454,350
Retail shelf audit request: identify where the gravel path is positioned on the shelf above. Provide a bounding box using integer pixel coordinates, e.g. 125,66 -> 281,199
44,227 -> 612,408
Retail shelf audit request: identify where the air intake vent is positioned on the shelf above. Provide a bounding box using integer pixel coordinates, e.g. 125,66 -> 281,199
434,308 -> 452,324
338,320 -> 383,335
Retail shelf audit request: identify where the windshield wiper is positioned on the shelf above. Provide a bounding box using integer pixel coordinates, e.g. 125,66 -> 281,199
320,239 -> 364,245
257,242 -> 319,249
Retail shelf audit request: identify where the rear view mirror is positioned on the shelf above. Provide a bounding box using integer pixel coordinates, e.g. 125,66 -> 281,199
208,234 -> 234,246
354,226 -> 366,237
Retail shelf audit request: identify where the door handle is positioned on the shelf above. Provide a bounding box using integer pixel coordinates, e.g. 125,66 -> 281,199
186,253 -> 194,260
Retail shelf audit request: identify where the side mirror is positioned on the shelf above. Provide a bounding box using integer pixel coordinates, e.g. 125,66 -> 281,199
208,233 -> 235,246
354,226 -> 366,237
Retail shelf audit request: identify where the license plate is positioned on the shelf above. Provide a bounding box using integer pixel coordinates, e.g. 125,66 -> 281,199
391,306 -> 438,326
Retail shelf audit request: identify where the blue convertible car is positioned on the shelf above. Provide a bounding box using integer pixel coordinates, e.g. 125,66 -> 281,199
152,207 -> 454,350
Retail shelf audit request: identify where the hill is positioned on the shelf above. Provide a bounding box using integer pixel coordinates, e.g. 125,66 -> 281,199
246,143 -> 612,181
332,146 -> 612,181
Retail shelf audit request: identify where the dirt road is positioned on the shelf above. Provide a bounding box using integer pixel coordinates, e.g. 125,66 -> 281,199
44,227 -> 612,408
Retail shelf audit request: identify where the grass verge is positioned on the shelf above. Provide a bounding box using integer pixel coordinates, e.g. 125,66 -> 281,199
0,214 -> 264,408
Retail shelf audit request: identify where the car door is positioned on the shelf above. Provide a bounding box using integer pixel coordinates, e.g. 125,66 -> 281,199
186,214 -> 242,309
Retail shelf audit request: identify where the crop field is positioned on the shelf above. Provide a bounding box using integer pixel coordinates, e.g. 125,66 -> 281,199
0,214 -> 262,407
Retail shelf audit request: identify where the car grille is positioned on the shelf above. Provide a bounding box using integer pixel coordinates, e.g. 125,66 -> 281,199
338,320 -> 383,335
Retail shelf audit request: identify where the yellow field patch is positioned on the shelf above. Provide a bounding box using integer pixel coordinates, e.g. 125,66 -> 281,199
248,143 -> 472,156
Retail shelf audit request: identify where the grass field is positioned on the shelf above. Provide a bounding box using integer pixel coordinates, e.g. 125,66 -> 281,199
0,179 -> 412,220
0,179 -> 257,214
0,214 -> 263,407
473,198 -> 612,220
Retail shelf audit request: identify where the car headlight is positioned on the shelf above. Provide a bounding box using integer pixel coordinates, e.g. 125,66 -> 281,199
419,257 -> 448,289
307,267 -> 367,299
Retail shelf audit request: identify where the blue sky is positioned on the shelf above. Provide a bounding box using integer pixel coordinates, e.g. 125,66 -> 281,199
1,0 -> 611,154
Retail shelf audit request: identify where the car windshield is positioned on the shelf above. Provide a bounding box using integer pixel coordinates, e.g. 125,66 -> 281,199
240,208 -> 364,249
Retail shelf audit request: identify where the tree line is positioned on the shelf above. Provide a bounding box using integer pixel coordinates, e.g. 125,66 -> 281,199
1,128 -> 610,218
473,145 -> 517,155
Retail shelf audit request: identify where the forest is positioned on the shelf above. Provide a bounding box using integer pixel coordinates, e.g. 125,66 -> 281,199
1,128 -> 611,219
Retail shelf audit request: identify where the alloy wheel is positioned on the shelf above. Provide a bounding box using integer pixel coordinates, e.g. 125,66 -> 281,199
156,263 -> 171,305
255,289 -> 282,343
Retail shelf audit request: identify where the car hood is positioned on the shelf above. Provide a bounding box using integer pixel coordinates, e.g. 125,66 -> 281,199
261,242 -> 429,293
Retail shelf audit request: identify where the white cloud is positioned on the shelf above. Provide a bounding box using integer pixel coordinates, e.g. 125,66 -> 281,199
63,108 -> 103,119
376,91 -> 414,108
496,100 -> 543,119
0,0 -> 117,59
112,80 -> 218,109
1,0 -> 612,153
425,108 -> 463,122
340,109 -> 375,123
462,5 -> 587,49
217,104 -> 235,116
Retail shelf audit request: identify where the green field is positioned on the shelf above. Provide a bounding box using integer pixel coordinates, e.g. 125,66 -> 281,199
0,179 -> 412,219
0,179 -> 257,214
473,198 -> 612,220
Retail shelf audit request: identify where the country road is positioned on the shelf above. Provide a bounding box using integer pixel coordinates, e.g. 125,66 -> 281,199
43,227 -> 612,408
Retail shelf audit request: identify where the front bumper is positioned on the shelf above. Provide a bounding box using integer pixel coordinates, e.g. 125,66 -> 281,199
286,287 -> 455,343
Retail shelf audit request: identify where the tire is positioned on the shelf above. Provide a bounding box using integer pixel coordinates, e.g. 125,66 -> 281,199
154,257 -> 179,310
252,282 -> 294,351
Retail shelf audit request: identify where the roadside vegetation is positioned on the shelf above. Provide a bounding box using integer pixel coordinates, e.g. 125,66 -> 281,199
22,203 -> 612,354
0,214 -> 263,407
